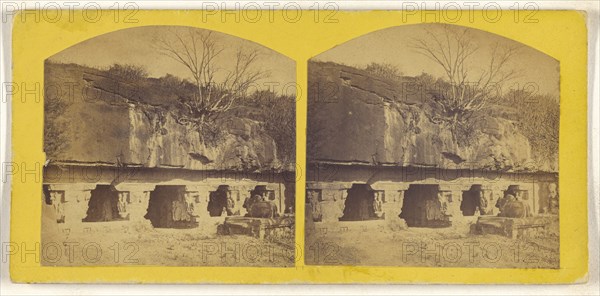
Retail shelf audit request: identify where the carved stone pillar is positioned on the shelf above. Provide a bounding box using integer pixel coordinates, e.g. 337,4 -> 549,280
226,186 -> 243,216
397,190 -> 406,215
438,184 -> 471,225
265,183 -> 283,215
233,183 -> 254,216
113,184 -> 156,226
532,183 -> 540,215
518,183 -> 536,217
448,190 -> 464,218
282,181 -> 295,214
338,190 -> 348,219
117,192 -> 130,219
129,191 -> 150,223
481,184 -> 503,216
320,188 -> 345,222
306,182 -> 349,222
355,183 -> 406,230
186,185 -> 212,223
305,188 -> 322,222
47,190 -> 65,223
49,184 -> 95,226
371,182 -> 409,224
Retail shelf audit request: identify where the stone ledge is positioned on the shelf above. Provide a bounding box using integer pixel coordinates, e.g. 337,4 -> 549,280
470,215 -> 558,239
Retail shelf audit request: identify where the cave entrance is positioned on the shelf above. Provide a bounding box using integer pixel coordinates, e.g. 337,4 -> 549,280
461,185 -> 483,216
339,183 -> 382,221
400,184 -> 449,228
83,185 -> 125,222
208,185 -> 234,217
145,185 -> 197,228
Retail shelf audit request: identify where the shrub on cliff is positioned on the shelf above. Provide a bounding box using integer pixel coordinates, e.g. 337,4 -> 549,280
241,90 -> 296,166
106,64 -> 148,82
364,62 -> 403,81
44,95 -> 69,158
497,89 -> 559,170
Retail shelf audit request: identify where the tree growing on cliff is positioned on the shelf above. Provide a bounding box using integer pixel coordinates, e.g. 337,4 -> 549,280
411,25 -> 520,143
155,29 -> 268,137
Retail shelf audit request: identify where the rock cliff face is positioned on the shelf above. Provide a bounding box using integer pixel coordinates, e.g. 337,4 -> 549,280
308,61 -> 540,172
44,62 -> 287,172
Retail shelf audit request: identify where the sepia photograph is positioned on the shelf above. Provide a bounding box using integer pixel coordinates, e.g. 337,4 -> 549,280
305,23 -> 559,268
41,26 -> 297,267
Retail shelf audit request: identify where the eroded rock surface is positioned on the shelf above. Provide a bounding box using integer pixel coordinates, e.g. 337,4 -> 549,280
45,62 -> 289,172
308,61 -> 547,172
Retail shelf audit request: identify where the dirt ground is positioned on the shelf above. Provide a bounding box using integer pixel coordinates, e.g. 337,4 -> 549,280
41,222 -> 296,267
305,220 -> 560,268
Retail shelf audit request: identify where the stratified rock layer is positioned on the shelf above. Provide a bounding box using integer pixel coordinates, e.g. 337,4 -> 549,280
308,61 -> 543,172
45,62 -> 287,172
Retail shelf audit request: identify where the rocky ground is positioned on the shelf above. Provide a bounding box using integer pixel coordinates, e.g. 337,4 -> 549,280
41,222 -> 296,267
305,220 -> 559,268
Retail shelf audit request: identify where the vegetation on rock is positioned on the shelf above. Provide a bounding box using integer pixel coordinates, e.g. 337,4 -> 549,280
43,61 -> 295,171
154,29 -> 269,139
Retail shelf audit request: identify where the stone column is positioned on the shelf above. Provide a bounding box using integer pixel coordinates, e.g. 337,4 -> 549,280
320,188 -> 345,222
518,183 -> 536,217
232,183 -> 254,216
117,192 -> 130,219
113,184 -> 156,227
46,190 -> 65,223
389,185 -> 408,229
481,184 -> 503,216
305,188 -> 321,222
49,184 -> 95,227
532,184 -> 539,215
227,186 -> 243,216
265,183 -> 283,215
371,182 -> 409,227
397,190 -> 406,215
129,191 -> 150,223
282,181 -> 295,214
438,184 -> 471,225
306,182 -> 349,223
186,185 -> 212,223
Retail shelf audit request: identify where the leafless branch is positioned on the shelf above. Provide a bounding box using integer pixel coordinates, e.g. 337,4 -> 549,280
410,25 -> 521,126
155,28 -> 269,133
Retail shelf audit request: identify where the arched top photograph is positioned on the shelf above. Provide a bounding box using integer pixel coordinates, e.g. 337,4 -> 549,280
306,23 -> 560,269
308,23 -> 559,173
41,26 -> 297,268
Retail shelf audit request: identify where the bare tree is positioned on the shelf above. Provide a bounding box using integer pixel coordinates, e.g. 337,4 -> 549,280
411,25 -> 520,127
156,28 -> 268,133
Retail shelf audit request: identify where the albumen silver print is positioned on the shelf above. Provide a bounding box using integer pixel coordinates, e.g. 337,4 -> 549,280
41,26 -> 297,267
305,23 -> 559,268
